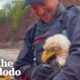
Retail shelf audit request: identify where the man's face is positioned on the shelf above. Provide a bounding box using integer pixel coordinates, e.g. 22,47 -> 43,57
30,0 -> 58,23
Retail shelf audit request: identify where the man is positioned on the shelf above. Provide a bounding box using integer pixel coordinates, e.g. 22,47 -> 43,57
14,0 -> 80,80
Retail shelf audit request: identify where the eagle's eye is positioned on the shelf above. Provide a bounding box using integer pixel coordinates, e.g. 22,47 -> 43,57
50,48 -> 54,52
45,48 -> 54,53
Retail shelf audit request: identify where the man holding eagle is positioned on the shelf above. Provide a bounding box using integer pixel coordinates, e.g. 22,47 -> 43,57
14,0 -> 80,80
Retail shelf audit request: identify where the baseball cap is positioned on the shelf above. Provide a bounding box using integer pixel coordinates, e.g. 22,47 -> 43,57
25,0 -> 43,5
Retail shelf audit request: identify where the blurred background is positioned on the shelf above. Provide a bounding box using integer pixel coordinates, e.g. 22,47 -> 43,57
0,0 -> 80,61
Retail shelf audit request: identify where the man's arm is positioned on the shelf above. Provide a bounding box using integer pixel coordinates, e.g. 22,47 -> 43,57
14,24 -> 36,79
53,13 -> 80,80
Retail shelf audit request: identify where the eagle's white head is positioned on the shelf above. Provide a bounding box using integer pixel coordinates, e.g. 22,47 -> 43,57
42,34 -> 71,67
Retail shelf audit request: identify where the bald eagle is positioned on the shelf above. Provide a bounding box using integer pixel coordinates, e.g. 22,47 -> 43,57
42,34 -> 71,73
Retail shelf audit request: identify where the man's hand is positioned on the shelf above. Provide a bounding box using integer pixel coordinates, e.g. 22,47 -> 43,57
31,64 -> 54,80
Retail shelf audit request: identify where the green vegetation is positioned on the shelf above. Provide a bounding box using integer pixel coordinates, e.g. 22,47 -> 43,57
9,0 -> 26,39
0,0 -> 27,41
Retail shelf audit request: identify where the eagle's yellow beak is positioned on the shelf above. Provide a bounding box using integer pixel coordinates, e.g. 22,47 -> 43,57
42,51 -> 54,63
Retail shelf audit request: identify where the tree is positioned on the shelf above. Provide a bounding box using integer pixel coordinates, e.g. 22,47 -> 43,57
9,0 -> 26,42
0,0 -> 27,42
